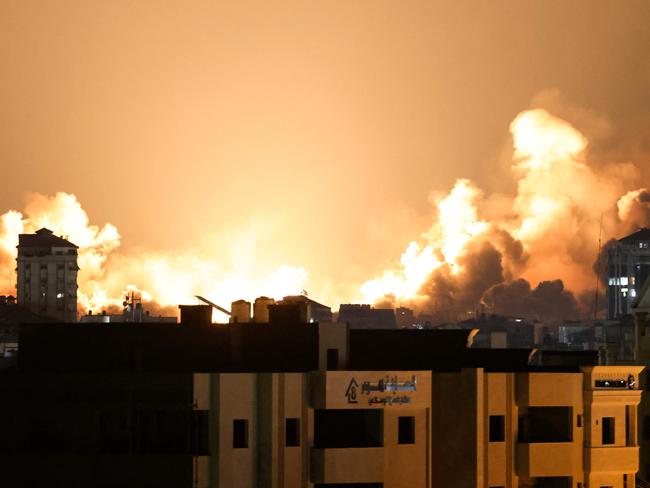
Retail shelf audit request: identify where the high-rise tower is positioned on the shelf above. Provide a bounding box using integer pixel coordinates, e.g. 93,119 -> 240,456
607,228 -> 650,319
16,228 -> 79,321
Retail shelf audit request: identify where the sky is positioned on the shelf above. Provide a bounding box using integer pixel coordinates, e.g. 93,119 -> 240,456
1,1 -> 649,310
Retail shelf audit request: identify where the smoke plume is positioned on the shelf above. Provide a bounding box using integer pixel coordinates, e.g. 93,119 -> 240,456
361,107 -> 650,323
0,193 -> 308,320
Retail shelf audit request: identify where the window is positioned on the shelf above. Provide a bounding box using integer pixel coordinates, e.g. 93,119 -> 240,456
326,348 -> 339,370
602,417 -> 615,445
233,419 -> 248,448
286,418 -> 300,447
191,410 -> 210,455
489,415 -> 505,442
577,414 -> 582,428
518,407 -> 572,443
314,409 -> 383,448
398,416 -> 415,444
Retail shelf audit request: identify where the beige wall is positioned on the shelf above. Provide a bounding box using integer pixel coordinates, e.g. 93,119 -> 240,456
192,366 -> 644,488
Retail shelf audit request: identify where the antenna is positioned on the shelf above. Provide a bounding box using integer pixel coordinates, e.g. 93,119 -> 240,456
593,214 -> 604,323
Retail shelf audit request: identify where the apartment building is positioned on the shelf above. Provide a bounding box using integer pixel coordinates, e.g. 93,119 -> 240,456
16,227 -> 78,321
0,305 -> 644,487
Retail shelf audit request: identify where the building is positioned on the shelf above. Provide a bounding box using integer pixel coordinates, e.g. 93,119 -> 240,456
338,303 -> 397,329
607,228 -> 650,319
0,294 -> 53,360
16,228 -> 78,322
630,279 -> 650,482
0,304 -> 644,487
279,295 -> 333,323
437,314 -> 536,349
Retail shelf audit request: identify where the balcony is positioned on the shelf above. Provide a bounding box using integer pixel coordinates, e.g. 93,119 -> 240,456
517,442 -> 576,477
584,446 -> 638,473
310,447 -> 383,484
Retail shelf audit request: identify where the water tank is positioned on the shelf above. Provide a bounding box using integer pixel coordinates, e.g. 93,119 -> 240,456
253,296 -> 276,323
230,300 -> 251,323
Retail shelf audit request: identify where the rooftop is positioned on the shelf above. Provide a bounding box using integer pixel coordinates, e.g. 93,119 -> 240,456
18,228 -> 78,249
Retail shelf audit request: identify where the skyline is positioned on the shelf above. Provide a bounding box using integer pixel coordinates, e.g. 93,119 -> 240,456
1,1 -> 650,318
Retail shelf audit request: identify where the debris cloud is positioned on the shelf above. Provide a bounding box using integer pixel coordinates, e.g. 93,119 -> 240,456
361,108 -> 650,323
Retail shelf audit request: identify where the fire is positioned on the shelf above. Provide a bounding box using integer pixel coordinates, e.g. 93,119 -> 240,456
361,179 -> 486,303
360,107 -> 650,315
0,193 -> 308,320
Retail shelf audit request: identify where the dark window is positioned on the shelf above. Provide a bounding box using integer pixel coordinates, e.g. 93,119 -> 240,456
489,415 -> 505,442
233,419 -> 248,448
327,348 -> 339,370
191,410 -> 210,455
602,417 -> 615,445
314,409 -> 383,448
398,416 -> 415,444
577,414 -> 582,428
518,407 -> 572,443
286,418 -> 300,447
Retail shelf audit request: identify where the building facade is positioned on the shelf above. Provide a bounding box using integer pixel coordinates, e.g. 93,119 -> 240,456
16,228 -> 78,321
191,365 -> 642,488
608,228 -> 650,319
0,306 -> 644,487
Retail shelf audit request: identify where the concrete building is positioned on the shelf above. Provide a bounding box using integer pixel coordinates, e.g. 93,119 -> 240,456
0,304 -> 644,487
339,303 -> 397,329
16,228 -> 78,321
608,228 -> 650,319
279,295 -> 333,323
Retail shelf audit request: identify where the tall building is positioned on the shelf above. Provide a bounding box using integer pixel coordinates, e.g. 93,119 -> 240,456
607,228 -> 650,319
16,228 -> 78,322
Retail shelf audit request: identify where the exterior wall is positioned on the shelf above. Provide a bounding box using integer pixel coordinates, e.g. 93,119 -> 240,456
317,322 -> 348,371
193,367 -> 644,488
212,373 -> 258,488
486,372 -> 516,488
431,369 -> 481,488
582,366 -> 643,488
311,370 -> 431,488
16,245 -> 78,321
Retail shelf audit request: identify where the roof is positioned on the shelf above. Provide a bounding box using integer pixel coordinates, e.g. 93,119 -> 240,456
18,228 -> 78,249
618,227 -> 650,245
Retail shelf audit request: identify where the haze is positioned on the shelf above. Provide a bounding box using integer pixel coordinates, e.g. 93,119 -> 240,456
1,1 -> 649,308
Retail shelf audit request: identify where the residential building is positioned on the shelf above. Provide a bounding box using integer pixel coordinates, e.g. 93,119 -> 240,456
0,303 -> 644,487
608,228 -> 650,319
339,303 -> 397,329
16,228 -> 78,321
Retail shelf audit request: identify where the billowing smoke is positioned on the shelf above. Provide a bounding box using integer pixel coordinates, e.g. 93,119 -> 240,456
0,193 -> 308,320
361,107 -> 650,323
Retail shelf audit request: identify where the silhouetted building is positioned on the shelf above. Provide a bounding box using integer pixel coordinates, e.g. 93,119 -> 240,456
395,306 -> 416,328
338,303 -> 397,329
279,295 -> 333,323
0,294 -> 52,359
608,227 -> 650,319
437,314 -> 536,349
16,228 -> 78,321
0,302 -> 643,487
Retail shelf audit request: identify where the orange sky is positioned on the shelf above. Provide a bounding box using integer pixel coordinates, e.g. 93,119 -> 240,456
1,1 -> 649,307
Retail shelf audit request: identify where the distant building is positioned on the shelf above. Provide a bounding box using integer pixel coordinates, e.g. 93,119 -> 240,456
278,295 -> 333,323
395,306 -> 416,328
436,314 -> 536,349
79,293 -> 177,324
338,303 -> 397,329
607,227 -> 650,319
16,228 -> 78,322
